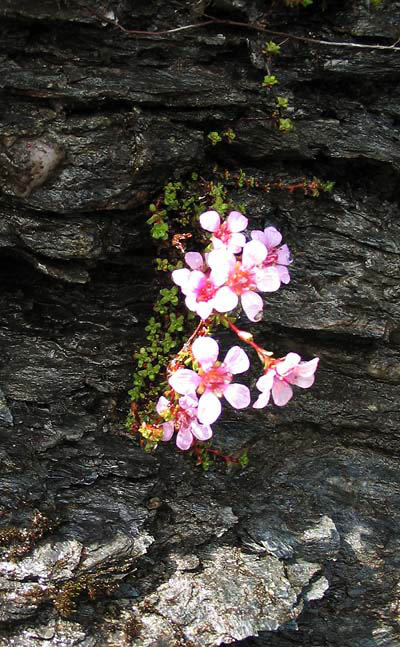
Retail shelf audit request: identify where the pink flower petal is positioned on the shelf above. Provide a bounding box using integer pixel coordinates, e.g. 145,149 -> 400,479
212,233 -> 246,254
251,230 -> 267,245
276,353 -> 301,376
295,357 -> 320,377
253,391 -> 271,408
185,252 -> 204,270
187,270 -> 207,291
277,265 -> 291,284
263,226 -> 282,249
162,421 -> 174,441
241,291 -> 263,322
200,210 -> 220,232
277,244 -> 291,266
272,380 -> 293,406
209,263 -> 230,286
191,420 -> 213,441
208,247 -> 234,276
169,369 -> 201,395
255,266 -> 280,292
226,211 -> 248,232
156,396 -> 170,415
192,336 -> 219,369
242,240 -> 268,268
256,372 -> 274,392
176,428 -> 193,450
223,346 -> 250,374
185,293 -> 199,313
287,373 -> 315,389
228,232 -> 247,253
198,392 -> 222,424
195,300 -> 214,320
172,268 -> 190,288
213,286 -> 239,313
224,383 -> 251,409
179,393 -> 199,409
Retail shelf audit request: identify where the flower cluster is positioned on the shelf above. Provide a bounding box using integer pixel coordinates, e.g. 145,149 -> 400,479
143,209 -> 320,456
172,211 -> 291,323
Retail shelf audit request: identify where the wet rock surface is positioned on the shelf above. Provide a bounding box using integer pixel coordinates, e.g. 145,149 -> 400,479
0,1 -> 399,646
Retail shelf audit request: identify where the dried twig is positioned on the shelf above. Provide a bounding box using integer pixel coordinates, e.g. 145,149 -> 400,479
77,2 -> 400,52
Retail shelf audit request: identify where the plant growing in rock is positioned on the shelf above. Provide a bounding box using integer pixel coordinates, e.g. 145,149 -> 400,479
261,40 -> 294,133
129,197 -> 320,468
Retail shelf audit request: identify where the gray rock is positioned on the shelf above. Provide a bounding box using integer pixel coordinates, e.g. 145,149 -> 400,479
0,0 -> 399,646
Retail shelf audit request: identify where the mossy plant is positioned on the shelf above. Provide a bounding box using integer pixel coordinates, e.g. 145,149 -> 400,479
261,40 -> 296,134
0,511 -> 58,561
25,572 -> 118,618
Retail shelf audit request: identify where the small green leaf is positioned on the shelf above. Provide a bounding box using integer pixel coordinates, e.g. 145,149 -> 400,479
277,96 -> 289,109
264,41 -> 280,55
278,118 -> 293,132
262,75 -> 278,88
207,131 -> 222,146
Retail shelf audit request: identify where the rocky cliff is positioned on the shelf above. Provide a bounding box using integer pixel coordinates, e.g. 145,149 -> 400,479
0,1 -> 400,645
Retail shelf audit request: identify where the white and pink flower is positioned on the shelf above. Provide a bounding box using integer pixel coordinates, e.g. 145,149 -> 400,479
172,251 -> 229,320
209,239 -> 280,322
156,393 -> 212,451
251,226 -> 291,288
168,336 -> 250,425
200,210 -> 248,253
253,353 -> 319,408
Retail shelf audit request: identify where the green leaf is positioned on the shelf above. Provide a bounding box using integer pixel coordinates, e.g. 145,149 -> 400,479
207,131 -> 222,146
264,41 -> 280,55
278,118 -> 293,132
262,75 -> 278,88
276,96 -> 289,109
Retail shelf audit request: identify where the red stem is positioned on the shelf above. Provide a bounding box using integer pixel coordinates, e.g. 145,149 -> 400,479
226,319 -> 272,367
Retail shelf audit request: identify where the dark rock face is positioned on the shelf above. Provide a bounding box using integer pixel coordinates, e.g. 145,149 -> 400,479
0,1 -> 399,646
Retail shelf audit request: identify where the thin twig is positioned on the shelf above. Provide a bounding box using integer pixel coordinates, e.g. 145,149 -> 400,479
77,1 -> 400,52
204,16 -> 400,51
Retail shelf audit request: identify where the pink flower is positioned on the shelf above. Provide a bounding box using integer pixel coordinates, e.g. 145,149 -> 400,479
200,210 -> 248,253
168,337 -> 250,425
209,240 -> 277,322
156,394 -> 212,451
251,226 -> 291,288
253,353 -> 320,408
172,251 -> 229,320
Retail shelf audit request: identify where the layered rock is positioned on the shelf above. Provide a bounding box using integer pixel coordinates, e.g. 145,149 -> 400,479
0,1 -> 399,646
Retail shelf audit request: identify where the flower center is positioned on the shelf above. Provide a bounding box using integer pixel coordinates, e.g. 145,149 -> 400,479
176,407 -> 193,431
214,222 -> 231,245
263,249 -> 278,267
196,275 -> 217,302
227,262 -> 255,295
198,363 -> 232,396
